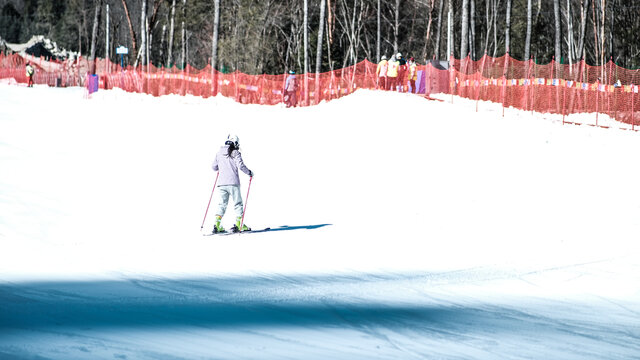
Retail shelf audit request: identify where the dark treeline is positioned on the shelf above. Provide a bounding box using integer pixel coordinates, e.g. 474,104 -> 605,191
1,0 -> 639,74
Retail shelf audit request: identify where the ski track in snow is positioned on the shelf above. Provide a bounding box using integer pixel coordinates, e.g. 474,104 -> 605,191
1,83 -> 639,359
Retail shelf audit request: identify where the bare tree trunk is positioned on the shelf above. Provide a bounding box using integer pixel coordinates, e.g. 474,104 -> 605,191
460,0 -> 469,59
566,0 -> 573,69
327,0 -> 334,45
121,0 -> 137,63
592,0 -> 599,65
505,0 -> 511,54
492,0 -> 498,57
424,0 -> 435,61
434,0 -> 444,60
577,0 -> 589,60
139,0 -> 147,66
316,0 -> 326,73
554,0 -> 562,66
608,0 -> 614,62
315,0 -> 326,104
167,0 -> 176,67
326,16 -> 333,71
600,0 -> 605,75
394,0 -> 399,53
160,24 -> 166,65
469,0 -> 476,60
105,4 -> 109,64
212,0 -> 220,70
303,0 -> 309,105
447,0 -> 453,58
376,0 -> 380,60
524,0 -> 532,61
181,0 -> 186,69
89,0 -> 103,74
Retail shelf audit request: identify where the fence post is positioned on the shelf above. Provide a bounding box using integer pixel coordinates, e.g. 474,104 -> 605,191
449,54 -> 455,103
531,58 -> 536,117
547,57 -> 554,115
596,79 -> 600,127
501,54 -> 509,117
633,84 -> 636,131
562,79 -> 567,125
476,52 -> 486,112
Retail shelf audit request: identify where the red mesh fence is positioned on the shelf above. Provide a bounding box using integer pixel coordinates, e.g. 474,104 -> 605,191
2,52 -> 639,130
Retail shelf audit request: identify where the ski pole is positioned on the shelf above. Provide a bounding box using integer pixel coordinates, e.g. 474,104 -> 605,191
240,176 -> 253,232
200,172 -> 219,231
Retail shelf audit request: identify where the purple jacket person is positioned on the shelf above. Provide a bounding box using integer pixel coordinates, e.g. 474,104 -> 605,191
211,134 -> 253,233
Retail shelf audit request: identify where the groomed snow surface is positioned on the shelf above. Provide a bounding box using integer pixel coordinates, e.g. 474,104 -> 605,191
1,83 -> 639,360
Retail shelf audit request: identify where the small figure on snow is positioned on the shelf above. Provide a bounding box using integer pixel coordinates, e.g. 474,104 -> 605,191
386,54 -> 399,91
284,70 -> 298,108
25,63 -> 34,87
211,134 -> 254,233
407,57 -> 417,93
396,52 -> 407,92
376,55 -> 388,90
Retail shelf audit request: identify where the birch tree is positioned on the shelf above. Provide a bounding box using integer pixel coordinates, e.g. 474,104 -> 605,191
181,0 -> 186,69
376,0 -> 380,60
524,0 -> 532,61
394,0 -> 400,54
469,0 -> 476,60
461,0 -> 470,60
565,0 -> 574,67
505,0 -> 511,54
434,0 -> 444,60
211,0 -> 219,93
167,0 -> 176,67
316,0 -> 326,73
304,0 -> 309,104
447,0 -> 453,58
121,0 -> 137,64
89,0 -> 103,73
576,0 -> 589,61
553,0 -> 561,66
424,0 -> 435,61
138,0 -> 147,66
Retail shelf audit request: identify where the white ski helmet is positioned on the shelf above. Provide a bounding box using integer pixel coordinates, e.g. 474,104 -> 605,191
226,134 -> 239,147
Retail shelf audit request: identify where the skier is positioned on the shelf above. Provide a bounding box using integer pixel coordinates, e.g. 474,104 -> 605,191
284,70 -> 298,108
376,55 -> 388,90
211,134 -> 254,233
386,54 -> 399,92
396,52 -> 407,92
407,57 -> 417,93
25,63 -> 34,87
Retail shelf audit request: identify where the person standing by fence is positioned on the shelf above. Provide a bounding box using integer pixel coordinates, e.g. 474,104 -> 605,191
376,55 -> 388,90
386,55 -> 399,91
397,53 -> 407,92
407,57 -> 417,93
25,63 -> 34,87
284,70 -> 298,108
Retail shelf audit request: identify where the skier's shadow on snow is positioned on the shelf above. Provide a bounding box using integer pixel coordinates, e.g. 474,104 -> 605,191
266,224 -> 331,232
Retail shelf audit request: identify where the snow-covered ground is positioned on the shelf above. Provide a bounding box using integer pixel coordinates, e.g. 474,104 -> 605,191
1,82 -> 639,359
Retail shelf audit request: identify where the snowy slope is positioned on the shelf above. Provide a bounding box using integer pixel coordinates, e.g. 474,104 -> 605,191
0,83 -> 639,359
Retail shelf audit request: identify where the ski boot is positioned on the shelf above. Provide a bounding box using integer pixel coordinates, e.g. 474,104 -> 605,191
212,215 -> 225,234
231,216 -> 251,233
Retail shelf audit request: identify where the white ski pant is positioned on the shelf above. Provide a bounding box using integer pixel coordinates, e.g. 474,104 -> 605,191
215,185 -> 244,219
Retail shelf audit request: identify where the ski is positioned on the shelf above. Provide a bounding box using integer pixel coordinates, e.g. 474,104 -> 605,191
203,227 -> 271,236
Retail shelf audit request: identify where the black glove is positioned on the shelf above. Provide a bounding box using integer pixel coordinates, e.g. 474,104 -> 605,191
249,170 -> 254,177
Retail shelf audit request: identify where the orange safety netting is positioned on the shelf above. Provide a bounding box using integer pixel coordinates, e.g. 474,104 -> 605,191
2,52 -> 639,130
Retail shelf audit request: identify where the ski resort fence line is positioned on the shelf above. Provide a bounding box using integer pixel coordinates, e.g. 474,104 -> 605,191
2,52 -> 640,130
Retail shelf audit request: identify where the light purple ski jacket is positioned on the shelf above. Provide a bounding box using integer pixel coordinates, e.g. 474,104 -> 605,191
212,145 -> 252,186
